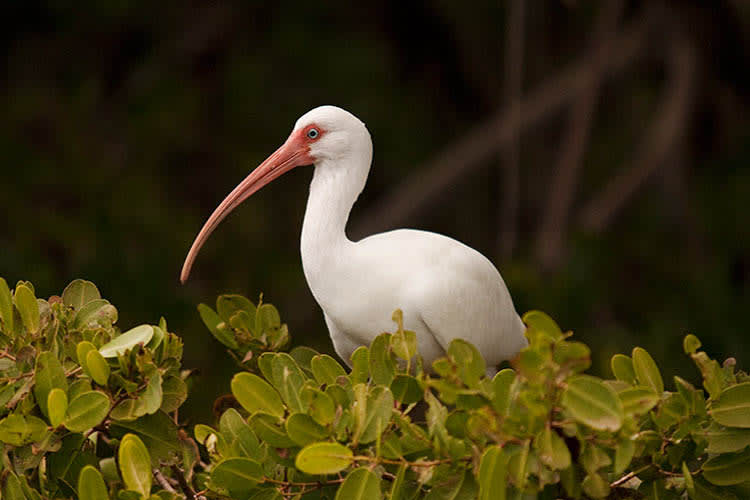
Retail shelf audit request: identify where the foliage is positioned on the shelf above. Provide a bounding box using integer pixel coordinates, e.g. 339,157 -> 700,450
1,278 -> 749,499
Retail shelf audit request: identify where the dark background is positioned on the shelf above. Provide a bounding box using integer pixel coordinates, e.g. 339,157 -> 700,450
2,1 -> 748,423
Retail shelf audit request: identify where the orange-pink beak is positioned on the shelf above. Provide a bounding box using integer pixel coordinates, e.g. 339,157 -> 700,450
180,131 -> 312,283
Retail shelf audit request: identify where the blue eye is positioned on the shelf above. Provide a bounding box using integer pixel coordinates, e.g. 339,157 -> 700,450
307,128 -> 319,139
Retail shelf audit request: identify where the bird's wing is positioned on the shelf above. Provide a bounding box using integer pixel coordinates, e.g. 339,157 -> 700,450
392,231 -> 527,366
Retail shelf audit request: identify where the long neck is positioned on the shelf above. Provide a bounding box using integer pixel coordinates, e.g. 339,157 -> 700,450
301,155 -> 369,298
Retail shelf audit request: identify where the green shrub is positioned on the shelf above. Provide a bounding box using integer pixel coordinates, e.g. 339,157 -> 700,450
0,277 -> 748,499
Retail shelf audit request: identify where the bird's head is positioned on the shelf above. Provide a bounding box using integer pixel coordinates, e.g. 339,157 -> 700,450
293,105 -> 371,163
180,105 -> 371,283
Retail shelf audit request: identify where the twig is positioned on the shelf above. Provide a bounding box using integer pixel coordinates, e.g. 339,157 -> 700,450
611,463 -> 653,488
153,468 -> 177,493
351,15 -> 651,238
534,0 -> 625,270
171,464 -> 197,500
263,476 -> 345,487
579,30 -> 696,232
0,350 -> 17,362
498,0 -> 526,259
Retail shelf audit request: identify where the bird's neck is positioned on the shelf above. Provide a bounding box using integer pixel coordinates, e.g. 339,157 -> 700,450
301,157 -> 368,296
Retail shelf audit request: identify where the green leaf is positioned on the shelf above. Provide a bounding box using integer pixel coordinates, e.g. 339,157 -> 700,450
86,349 -> 110,386
369,333 -> 396,386
2,472 -> 26,500
77,341 -> 96,370
356,385 -> 394,444
74,299 -> 117,329
160,375 -> 188,413
704,423 -> 750,453
34,351 -> 68,418
491,368 -> 516,416
448,338 -> 485,388
47,433 -> 98,496
582,472 -> 610,499
535,426 -> 571,470
632,347 -> 664,394
307,388 -> 336,426
561,375 -> 623,431
479,445 -> 506,500
64,390 -> 110,432
693,476 -> 739,500
703,447 -> 750,486
391,327 -> 417,362
0,414 -> 30,445
110,411 -> 181,465
582,443 -> 612,473
249,413 -> 295,448
0,277 -> 14,333
553,340 -> 591,372
148,324 -> 165,350
47,388 -> 68,427
14,283 -> 39,333
198,303 -> 238,349
216,294 -> 256,323
289,345 -> 318,373
682,461 -> 695,493
118,433 -> 152,497
692,352 -> 726,400
350,346 -> 369,384
220,408 -> 261,459
619,386 -> 660,416
389,464 -> 410,500
194,424 -> 218,445
270,353 -> 306,412
614,438 -> 636,475
77,465 -> 108,500
286,413 -> 328,446
296,442 -> 353,475
425,469 -> 476,500
611,354 -> 637,384
231,372 -> 285,418
334,467 -> 381,500
711,382 -> 750,428
311,354 -> 347,386
684,334 -> 702,354
255,303 -> 281,332
99,324 -> 154,358
522,310 -> 564,341
136,371 -> 162,416
62,279 -> 101,310
390,374 -> 423,405
210,457 -> 263,498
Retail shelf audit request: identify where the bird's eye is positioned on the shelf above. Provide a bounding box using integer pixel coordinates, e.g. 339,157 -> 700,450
307,128 -> 319,139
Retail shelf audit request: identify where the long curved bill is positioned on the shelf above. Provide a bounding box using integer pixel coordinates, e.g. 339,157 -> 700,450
180,137 -> 308,283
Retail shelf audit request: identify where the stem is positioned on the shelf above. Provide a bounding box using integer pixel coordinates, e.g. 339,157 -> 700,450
610,463 -> 653,488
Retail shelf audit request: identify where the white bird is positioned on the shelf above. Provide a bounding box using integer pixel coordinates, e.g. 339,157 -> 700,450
181,106 -> 526,373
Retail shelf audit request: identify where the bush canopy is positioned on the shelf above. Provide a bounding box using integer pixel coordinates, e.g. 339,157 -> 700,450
0,277 -> 748,499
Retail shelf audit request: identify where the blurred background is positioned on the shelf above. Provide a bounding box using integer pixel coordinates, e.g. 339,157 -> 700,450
1,1 -> 748,422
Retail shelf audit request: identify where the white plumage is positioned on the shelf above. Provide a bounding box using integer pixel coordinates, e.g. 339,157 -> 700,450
181,106 -> 526,371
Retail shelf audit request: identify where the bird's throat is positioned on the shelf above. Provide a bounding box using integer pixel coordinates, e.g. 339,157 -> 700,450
300,159 -> 366,303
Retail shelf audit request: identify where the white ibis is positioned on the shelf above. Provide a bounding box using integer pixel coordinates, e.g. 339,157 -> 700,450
181,106 -> 526,373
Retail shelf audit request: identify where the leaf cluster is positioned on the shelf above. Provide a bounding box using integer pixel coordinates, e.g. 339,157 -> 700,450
0,278 -> 190,499
2,279 -> 749,500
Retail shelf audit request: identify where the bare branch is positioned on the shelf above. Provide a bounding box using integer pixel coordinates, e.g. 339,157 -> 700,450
534,0 -> 625,271
578,33 -> 696,233
498,0 -> 526,258
351,16 -> 651,238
